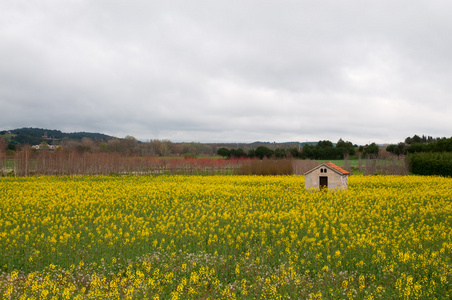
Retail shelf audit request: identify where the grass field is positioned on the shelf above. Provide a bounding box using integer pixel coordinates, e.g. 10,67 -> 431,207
0,175 -> 451,299
322,159 -> 358,168
323,158 -> 407,175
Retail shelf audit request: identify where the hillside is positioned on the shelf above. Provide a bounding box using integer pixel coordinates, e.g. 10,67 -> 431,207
0,127 -> 114,145
1,127 -> 319,149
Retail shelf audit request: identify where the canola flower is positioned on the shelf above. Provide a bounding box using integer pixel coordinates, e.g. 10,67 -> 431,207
0,175 -> 451,299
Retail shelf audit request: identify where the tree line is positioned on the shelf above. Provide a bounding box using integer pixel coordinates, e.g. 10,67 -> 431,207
1,134 -> 382,161
386,135 -> 452,156
2,128 -> 305,157
3,128 -> 450,162
217,139 -> 381,160
386,135 -> 452,177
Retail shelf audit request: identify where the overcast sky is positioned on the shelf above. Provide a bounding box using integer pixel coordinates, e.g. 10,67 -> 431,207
1,1 -> 451,144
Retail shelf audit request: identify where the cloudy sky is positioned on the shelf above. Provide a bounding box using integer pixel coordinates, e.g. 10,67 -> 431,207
1,1 -> 451,144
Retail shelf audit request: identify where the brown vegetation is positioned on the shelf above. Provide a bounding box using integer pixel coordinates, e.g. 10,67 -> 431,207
357,154 -> 408,175
236,158 -> 294,175
1,144 -> 408,177
292,159 -> 319,175
9,149 -> 246,176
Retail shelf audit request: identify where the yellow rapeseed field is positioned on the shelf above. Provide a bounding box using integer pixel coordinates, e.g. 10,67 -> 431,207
0,175 -> 451,299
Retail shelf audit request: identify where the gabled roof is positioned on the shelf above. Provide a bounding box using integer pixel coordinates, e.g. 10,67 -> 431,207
324,162 -> 351,175
304,161 -> 351,176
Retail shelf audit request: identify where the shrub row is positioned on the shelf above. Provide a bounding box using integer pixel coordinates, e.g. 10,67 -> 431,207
407,152 -> 452,176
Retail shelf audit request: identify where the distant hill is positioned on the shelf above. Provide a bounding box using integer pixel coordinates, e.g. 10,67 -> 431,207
0,127 -> 319,149
0,127 -> 114,145
210,141 -> 317,152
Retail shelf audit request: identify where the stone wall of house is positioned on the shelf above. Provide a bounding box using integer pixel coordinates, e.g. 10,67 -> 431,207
305,168 -> 347,190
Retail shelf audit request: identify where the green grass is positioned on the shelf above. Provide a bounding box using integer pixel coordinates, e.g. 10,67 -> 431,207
0,158 -> 15,176
319,157 -> 405,167
319,159 -> 358,168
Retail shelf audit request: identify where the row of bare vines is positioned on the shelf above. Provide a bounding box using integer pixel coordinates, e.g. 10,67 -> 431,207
6,148 -> 244,176
1,148 -> 408,177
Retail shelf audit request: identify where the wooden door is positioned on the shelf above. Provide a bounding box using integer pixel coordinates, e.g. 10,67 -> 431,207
319,176 -> 328,190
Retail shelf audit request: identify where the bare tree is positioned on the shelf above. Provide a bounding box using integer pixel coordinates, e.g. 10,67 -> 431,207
343,154 -> 351,172
292,159 -> 318,175
0,137 -> 7,154
15,145 -> 32,176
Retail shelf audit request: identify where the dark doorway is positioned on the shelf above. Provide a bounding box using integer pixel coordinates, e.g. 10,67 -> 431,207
319,176 -> 328,190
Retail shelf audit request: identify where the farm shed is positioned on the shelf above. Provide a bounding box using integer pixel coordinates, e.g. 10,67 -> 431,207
304,161 -> 350,190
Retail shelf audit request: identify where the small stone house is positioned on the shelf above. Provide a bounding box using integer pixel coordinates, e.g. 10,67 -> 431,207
304,161 -> 350,190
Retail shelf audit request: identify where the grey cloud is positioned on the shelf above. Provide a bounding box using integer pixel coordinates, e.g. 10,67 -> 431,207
1,0 -> 452,144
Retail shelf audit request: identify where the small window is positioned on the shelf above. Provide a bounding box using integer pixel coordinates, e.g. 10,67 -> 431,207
320,168 -> 324,173
324,168 -> 327,173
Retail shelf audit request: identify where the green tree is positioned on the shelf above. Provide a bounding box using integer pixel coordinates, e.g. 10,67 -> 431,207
253,146 -> 274,159
386,144 -> 396,154
274,148 -> 287,158
336,138 -> 356,157
386,143 -> 407,156
315,140 -> 342,159
287,147 -> 300,158
363,143 -> 379,157
432,138 -> 452,152
217,147 -> 230,158
301,144 -> 316,159
316,140 -> 334,149
405,135 -> 422,144
407,143 -> 429,154
230,148 -> 247,158
395,142 -> 407,156
40,141 -> 50,151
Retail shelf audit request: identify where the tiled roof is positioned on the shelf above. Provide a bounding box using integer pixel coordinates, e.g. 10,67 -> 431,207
303,161 -> 351,176
324,161 -> 351,175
